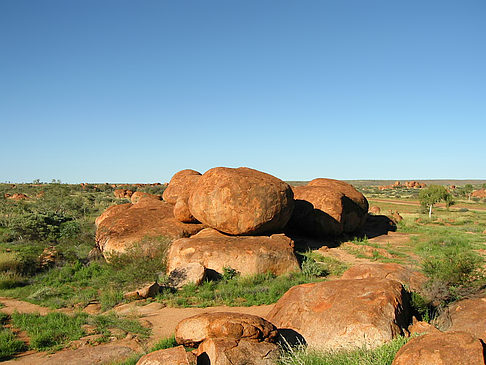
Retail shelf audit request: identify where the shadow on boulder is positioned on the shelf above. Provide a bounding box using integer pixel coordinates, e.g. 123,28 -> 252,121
362,214 -> 397,238
277,328 -> 307,349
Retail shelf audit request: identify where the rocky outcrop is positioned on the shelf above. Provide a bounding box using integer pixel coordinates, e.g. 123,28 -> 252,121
176,312 -> 279,365
188,167 -> 294,235
136,345 -> 196,365
95,199 -> 203,258
114,189 -> 133,199
130,191 -> 161,204
267,278 -> 412,350
288,179 -> 368,237
166,228 -> 300,276
163,169 -> 202,223
472,189 -> 486,198
392,331 -> 485,365
341,263 -> 426,292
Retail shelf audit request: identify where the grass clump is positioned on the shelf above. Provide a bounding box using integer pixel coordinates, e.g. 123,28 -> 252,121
12,311 -> 87,351
278,336 -> 409,365
0,328 -> 26,360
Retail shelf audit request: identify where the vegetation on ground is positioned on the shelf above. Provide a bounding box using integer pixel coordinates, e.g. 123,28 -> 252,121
10,311 -> 149,352
278,336 -> 410,365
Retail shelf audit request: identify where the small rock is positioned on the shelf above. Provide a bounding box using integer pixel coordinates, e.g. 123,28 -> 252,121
123,282 -> 161,300
167,263 -> 206,289
137,345 -> 196,365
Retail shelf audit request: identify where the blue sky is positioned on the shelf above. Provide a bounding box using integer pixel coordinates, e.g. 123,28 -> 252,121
1,1 -> 485,183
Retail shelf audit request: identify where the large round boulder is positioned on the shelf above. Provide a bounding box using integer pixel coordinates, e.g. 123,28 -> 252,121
162,169 -> 202,204
288,179 -> 368,237
267,278 -> 412,350
166,228 -> 300,276
95,198 -> 204,259
163,169 -> 202,223
188,167 -> 294,235
392,331 -> 485,365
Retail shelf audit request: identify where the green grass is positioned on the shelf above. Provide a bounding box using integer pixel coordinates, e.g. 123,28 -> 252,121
0,242 -> 168,309
10,311 -> 150,352
278,336 -> 410,365
157,271 -> 328,307
12,311 -> 87,351
0,328 -> 26,360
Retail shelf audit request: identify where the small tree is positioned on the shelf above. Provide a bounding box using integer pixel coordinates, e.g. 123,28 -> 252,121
464,184 -> 473,200
419,185 -> 452,218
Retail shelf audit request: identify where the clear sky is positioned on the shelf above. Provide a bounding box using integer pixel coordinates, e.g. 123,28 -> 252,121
1,1 -> 485,183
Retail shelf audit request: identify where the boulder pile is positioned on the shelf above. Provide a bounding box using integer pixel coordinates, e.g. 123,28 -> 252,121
95,167 -> 370,277
174,312 -> 279,365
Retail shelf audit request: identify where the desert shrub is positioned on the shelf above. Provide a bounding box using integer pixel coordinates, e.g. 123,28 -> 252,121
301,256 -> 328,278
421,251 -> 484,304
222,266 -> 239,281
0,272 -> 27,289
9,211 -> 72,242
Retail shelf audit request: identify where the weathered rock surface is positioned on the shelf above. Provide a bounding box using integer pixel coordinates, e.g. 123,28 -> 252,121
136,345 -> 196,365
440,296 -> 486,341
407,318 -> 440,335
163,169 -> 202,223
288,187 -> 345,236
123,282 -> 160,300
288,179 -> 368,237
167,262 -> 206,289
114,189 -> 133,199
392,331 -> 485,365
369,206 -> 381,214
307,178 -> 369,213
174,197 -> 196,223
472,189 -> 486,198
197,338 -> 279,365
341,263 -> 426,292
188,167 -> 294,235
175,312 -> 278,347
130,191 -> 161,204
163,169 -> 202,204
267,278 -> 412,350
167,228 -> 300,276
95,199 -> 203,258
